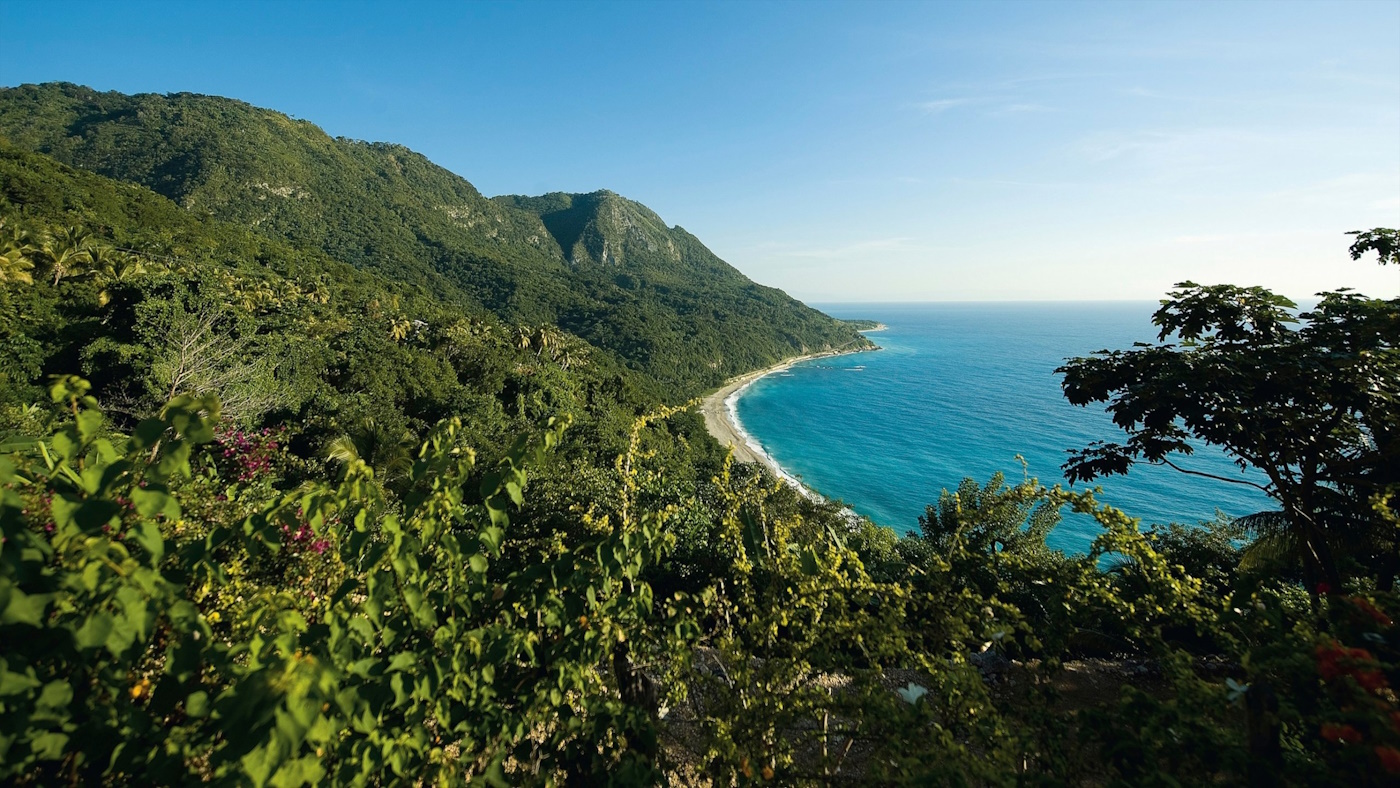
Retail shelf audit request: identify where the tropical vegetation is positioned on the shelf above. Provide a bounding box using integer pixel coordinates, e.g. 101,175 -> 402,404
1,84 -> 1396,785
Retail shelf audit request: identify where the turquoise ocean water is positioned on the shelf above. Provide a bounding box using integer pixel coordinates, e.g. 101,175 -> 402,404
732,302 -> 1275,553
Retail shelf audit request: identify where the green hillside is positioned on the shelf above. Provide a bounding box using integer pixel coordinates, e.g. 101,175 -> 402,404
0,82 -> 870,394
5,80 -> 1392,787
495,190 -> 867,385
0,138 -> 704,472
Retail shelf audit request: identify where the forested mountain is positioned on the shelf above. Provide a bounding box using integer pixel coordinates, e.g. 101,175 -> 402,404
1,81 -> 1396,786
0,82 -> 869,394
0,137 -> 694,470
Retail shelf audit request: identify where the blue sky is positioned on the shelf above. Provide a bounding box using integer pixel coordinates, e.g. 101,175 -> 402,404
2,0 -> 1397,301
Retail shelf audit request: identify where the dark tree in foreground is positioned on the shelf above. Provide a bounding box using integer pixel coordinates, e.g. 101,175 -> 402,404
1057,231 -> 1399,590
1347,227 -> 1398,266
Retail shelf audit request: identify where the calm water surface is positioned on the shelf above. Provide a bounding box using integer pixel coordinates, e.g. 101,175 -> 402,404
733,302 -> 1273,553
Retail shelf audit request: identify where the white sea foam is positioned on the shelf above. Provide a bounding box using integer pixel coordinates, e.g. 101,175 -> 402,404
724,372 -> 862,526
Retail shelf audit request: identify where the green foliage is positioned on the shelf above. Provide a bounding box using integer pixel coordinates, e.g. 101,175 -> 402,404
1,378 -> 225,781
837,319 -> 883,331
0,83 -> 870,397
2,372 -> 1396,784
3,81 -> 1398,786
672,462 -> 1035,785
1348,228 -> 1399,266
1,379 -> 701,785
0,142 -> 674,484
1059,275 -> 1400,590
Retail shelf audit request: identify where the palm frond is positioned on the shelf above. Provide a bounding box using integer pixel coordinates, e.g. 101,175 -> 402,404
1233,509 -> 1290,538
1239,530 -> 1302,573
325,436 -> 361,464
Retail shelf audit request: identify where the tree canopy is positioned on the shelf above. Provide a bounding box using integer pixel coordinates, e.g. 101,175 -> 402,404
0,83 -> 871,397
1058,247 -> 1399,590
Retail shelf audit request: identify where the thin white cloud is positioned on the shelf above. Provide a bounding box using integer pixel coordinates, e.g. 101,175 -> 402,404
933,72 -> 1106,91
912,96 -> 1059,116
940,176 -> 1091,190
1074,127 -> 1280,169
914,98 -> 972,113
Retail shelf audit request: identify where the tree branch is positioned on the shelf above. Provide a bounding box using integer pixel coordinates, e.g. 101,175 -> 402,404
1156,458 -> 1273,494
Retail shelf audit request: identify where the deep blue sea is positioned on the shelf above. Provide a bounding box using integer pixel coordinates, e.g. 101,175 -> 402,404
732,302 -> 1275,553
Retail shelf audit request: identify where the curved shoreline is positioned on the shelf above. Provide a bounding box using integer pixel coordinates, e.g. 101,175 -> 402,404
699,343 -> 875,500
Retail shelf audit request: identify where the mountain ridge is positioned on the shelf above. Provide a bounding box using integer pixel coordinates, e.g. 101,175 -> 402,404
0,82 -> 869,395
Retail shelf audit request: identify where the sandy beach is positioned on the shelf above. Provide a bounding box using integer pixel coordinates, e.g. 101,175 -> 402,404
699,343 -> 875,474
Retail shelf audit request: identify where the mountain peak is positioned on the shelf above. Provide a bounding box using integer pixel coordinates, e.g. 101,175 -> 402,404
0,82 -> 867,393
494,190 -> 681,268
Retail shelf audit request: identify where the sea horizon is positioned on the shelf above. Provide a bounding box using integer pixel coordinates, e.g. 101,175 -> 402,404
732,301 -> 1276,552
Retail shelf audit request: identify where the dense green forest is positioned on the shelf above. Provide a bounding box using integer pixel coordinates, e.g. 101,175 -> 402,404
837,319 -> 884,331
1,84 -> 1397,786
0,83 -> 871,396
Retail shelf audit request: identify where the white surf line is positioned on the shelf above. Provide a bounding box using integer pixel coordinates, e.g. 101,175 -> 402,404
722,361 -> 864,525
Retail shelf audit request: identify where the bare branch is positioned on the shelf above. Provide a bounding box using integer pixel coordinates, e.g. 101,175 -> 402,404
1157,458 -> 1272,493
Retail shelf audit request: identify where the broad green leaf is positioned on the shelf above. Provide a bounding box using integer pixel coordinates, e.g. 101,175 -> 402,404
154,441 -> 193,482
36,680 -> 72,711
241,742 -> 278,788
132,486 -> 179,519
29,731 -> 69,760
479,526 -> 504,554
270,755 -> 326,788
73,611 -> 114,650
130,417 -> 166,451
1,588 -> 50,626
0,666 -> 41,696
75,409 -> 104,442
51,430 -> 78,462
129,520 -> 166,562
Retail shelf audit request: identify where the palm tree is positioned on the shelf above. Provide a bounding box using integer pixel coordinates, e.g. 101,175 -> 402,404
306,277 -> 331,304
325,418 -> 417,488
0,221 -> 35,285
91,246 -> 148,307
0,248 -> 33,285
547,334 -> 586,370
532,326 -> 564,360
39,226 -> 96,286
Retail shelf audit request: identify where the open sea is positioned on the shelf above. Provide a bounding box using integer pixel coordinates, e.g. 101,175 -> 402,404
732,302 -> 1275,554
